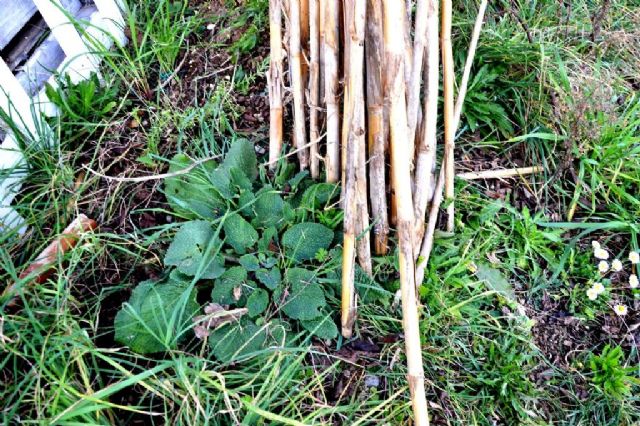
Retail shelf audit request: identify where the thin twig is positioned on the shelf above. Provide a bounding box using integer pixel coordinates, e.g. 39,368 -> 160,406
83,155 -> 221,183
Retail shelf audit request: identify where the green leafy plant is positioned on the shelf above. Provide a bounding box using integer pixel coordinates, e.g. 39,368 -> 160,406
115,139 -> 345,359
589,345 -> 639,400
45,73 -> 118,124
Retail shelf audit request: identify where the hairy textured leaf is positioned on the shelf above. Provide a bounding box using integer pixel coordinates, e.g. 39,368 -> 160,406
239,254 -> 260,271
224,213 -> 258,254
221,138 -> 257,182
210,321 -> 266,362
165,221 -> 224,279
281,268 -> 325,320
475,262 -> 516,300
252,186 -> 292,229
114,274 -> 199,354
301,315 -> 338,340
164,154 -> 225,219
301,183 -> 340,209
282,223 -> 334,262
246,288 -> 269,317
211,266 -> 247,305
255,267 -> 281,290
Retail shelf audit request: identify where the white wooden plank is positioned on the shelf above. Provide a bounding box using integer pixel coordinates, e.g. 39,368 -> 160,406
93,0 -> 126,46
33,0 -> 98,83
0,133 -> 26,234
0,0 -> 38,50
0,134 -> 26,204
0,206 -> 26,234
0,58 -> 39,135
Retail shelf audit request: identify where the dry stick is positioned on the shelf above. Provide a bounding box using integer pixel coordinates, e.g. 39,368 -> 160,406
3,215 -> 98,306
402,0 -> 413,93
309,0 -> 321,178
289,0 -> 309,170
452,0 -> 488,128
457,165 -> 542,180
351,0 -> 372,276
300,0 -> 310,84
341,0 -> 369,337
383,0 -> 430,424
407,0 -> 428,157
268,0 -> 284,170
441,0 -> 455,232
416,0 -> 489,284
412,0 -> 439,251
323,0 -> 340,183
365,0 -> 389,256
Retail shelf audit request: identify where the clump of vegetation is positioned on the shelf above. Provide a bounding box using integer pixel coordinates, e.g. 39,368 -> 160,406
114,139 -> 353,359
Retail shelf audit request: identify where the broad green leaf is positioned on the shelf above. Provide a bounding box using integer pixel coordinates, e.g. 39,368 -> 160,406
252,186 -> 292,229
255,267 -> 281,290
282,222 -> 334,262
474,262 -> 516,300
281,268 -> 325,320
301,183 -> 340,209
239,254 -> 260,271
224,213 -> 258,254
221,138 -> 257,182
238,190 -> 256,216
114,274 -> 199,354
165,221 -> 224,279
164,154 -> 225,219
210,321 -> 266,362
301,315 -> 338,340
212,266 -> 247,305
246,288 -> 269,317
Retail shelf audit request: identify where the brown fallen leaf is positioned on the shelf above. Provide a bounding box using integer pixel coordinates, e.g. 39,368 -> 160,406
193,303 -> 248,339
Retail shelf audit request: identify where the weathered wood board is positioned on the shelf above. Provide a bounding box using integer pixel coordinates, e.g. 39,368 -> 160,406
0,0 -> 38,50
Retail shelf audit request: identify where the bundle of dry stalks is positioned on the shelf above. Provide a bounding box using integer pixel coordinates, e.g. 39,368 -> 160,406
268,0 -> 489,423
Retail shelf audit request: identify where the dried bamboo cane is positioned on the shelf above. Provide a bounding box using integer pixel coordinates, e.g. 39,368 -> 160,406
268,0 -> 284,170
351,0 -> 372,276
289,0 -> 310,170
323,0 -> 340,183
416,0 -> 489,282
453,0 -> 488,128
366,0 -> 389,255
309,0 -> 321,178
407,0 -> 428,154
441,0 -> 455,232
383,0 -> 430,423
402,0 -> 413,94
300,0 -> 310,84
341,0 -> 370,337
412,0 -> 439,250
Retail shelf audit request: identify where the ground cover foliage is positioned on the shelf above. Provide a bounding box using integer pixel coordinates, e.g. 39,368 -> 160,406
1,0 -> 639,424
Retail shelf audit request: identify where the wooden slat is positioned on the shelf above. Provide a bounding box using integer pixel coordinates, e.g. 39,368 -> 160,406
0,0 -> 38,50
33,0 -> 97,82
0,58 -> 39,135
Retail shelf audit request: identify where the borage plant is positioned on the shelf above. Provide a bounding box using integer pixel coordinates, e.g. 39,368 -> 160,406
114,139 -> 381,361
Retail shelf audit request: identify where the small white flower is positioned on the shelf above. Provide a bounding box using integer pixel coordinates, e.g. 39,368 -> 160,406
612,259 -> 623,272
598,261 -> 610,273
629,251 -> 639,264
630,274 -> 639,289
587,288 -> 598,301
592,282 -> 605,295
592,241 -> 601,250
594,248 -> 609,260
613,304 -> 628,316
206,23 -> 215,31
